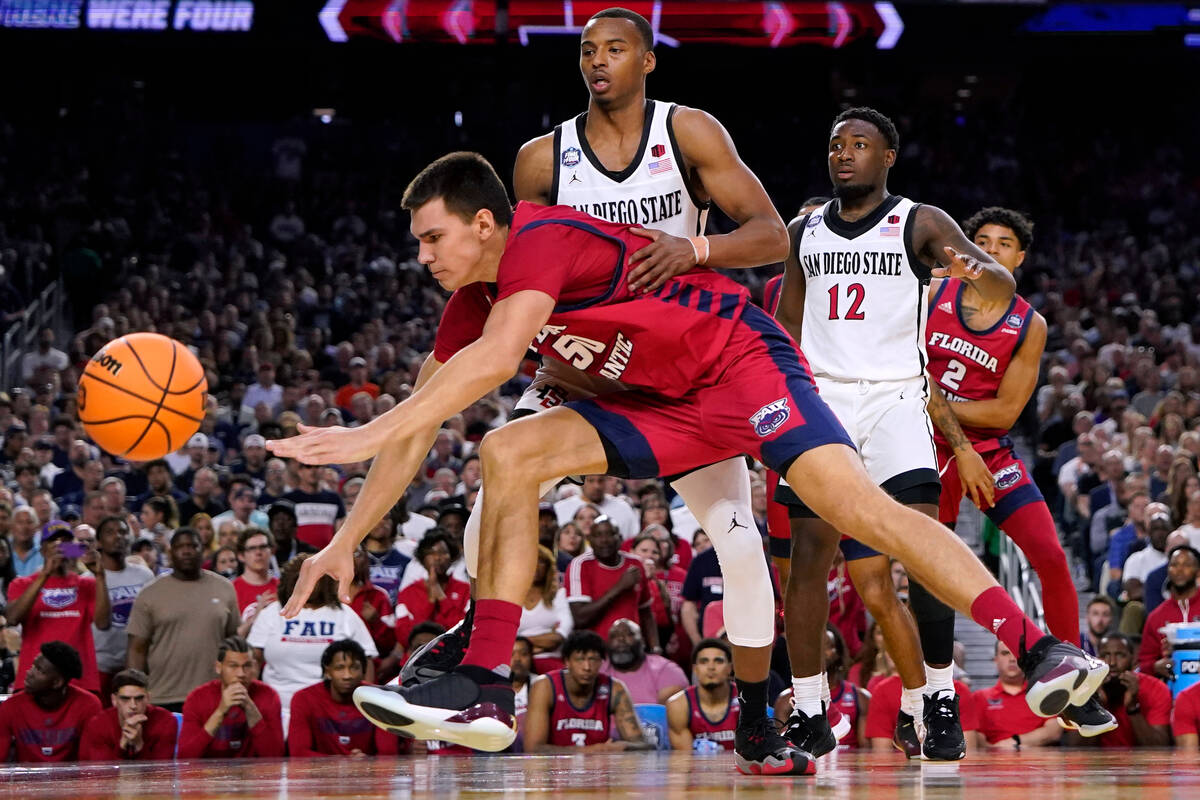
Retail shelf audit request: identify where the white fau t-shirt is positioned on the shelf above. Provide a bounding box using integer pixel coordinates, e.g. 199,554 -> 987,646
247,600 -> 378,726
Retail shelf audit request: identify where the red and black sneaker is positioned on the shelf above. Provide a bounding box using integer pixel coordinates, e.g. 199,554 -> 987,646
892,710 -> 922,758
734,714 -> 816,776
399,604 -> 472,687
355,664 -> 516,752
782,705 -> 838,758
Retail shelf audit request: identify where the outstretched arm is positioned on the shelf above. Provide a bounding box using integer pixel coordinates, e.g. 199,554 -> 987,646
914,205 -> 1016,305
626,108 -> 787,291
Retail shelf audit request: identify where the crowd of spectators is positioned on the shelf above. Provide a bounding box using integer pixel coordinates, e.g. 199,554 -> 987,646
0,66 -> 1197,760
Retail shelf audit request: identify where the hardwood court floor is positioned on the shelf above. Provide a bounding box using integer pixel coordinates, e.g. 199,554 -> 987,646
1,750 -> 1195,799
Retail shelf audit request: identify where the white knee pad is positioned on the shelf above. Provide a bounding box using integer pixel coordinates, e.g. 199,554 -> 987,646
462,477 -> 564,579
670,458 -> 775,647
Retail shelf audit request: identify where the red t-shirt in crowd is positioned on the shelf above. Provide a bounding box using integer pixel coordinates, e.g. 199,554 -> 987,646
1137,596 -> 1200,673
78,704 -> 179,761
0,685 -> 102,762
563,552 -> 650,640
1097,672 -> 1172,748
1172,682 -> 1200,739
233,576 -> 279,613
349,584 -> 396,658
7,572 -> 100,692
864,675 -> 978,740
287,681 -> 404,756
972,682 -> 1050,744
178,679 -> 285,758
393,576 -> 471,648
619,537 -> 693,572
334,381 -> 380,411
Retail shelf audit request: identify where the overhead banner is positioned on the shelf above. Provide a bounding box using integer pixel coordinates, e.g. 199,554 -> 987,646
318,0 -> 904,48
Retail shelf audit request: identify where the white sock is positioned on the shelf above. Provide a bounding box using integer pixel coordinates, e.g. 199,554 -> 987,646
925,664 -> 955,698
901,686 -> 925,719
791,674 -> 824,717
821,676 -> 831,708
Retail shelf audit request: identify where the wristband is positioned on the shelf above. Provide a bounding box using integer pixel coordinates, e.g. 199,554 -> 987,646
688,235 -> 710,265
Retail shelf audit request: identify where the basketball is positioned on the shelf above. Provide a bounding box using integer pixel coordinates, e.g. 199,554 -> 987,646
77,332 -> 207,461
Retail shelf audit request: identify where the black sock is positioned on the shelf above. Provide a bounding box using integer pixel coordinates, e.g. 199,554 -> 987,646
737,678 -> 769,721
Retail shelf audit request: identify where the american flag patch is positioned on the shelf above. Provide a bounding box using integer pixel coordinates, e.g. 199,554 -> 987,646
648,157 -> 674,175
879,226 -> 900,237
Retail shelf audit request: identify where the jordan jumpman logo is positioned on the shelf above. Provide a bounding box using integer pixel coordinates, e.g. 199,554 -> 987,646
728,514 -> 748,533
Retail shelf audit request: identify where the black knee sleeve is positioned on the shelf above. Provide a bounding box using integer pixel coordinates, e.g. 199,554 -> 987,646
908,578 -> 956,666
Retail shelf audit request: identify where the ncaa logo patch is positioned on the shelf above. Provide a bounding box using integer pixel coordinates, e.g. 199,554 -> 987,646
41,587 -> 78,609
750,398 -> 790,437
1005,313 -> 1023,328
561,147 -> 582,167
993,463 -> 1022,490
806,214 -> 822,228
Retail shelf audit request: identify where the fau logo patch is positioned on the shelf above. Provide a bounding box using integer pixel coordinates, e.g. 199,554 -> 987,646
750,398 -> 790,437
41,587 -> 78,609
993,463 -> 1023,490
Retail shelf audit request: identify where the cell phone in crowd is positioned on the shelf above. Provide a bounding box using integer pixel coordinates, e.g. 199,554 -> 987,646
59,541 -> 87,559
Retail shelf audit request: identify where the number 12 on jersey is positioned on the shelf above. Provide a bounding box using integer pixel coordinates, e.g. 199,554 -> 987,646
827,283 -> 865,320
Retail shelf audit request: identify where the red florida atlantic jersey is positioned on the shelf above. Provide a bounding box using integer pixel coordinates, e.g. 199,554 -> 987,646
546,670 -> 613,747
926,278 -> 1034,443
684,684 -> 739,749
762,274 -> 783,316
434,202 -> 761,399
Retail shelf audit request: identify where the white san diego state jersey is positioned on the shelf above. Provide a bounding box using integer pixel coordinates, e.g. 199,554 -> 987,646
796,196 -> 932,382
551,99 -> 708,238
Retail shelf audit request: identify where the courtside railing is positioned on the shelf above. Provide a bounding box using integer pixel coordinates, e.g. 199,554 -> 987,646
1,276 -> 66,392
998,533 -> 1046,632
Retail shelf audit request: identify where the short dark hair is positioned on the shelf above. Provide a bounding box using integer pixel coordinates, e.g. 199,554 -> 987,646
96,515 -> 129,538
801,196 -> 832,209
825,622 -> 849,670
40,641 -> 83,683
144,496 -> 171,518
832,106 -> 899,151
514,636 -> 534,655
1087,594 -> 1117,614
111,668 -> 149,694
962,207 -> 1035,251
145,458 -> 171,474
408,621 -> 447,647
217,635 -> 251,662
1099,632 -> 1134,653
14,462 -> 37,477
416,529 -> 461,563
170,526 -> 201,547
563,629 -> 607,661
588,7 -> 655,51
237,526 -> 275,553
401,152 -> 513,227
691,637 -> 732,665
321,639 -> 367,671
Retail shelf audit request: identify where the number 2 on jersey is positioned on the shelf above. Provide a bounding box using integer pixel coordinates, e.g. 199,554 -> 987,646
941,359 -> 967,390
827,283 -> 865,320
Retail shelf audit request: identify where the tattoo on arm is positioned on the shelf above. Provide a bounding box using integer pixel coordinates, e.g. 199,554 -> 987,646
927,382 -> 972,453
612,683 -> 650,747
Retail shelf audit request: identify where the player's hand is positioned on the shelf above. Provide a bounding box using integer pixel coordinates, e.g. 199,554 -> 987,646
954,448 -> 995,509
626,228 -> 699,293
266,423 -> 382,465
281,543 -> 357,618
931,246 -> 985,281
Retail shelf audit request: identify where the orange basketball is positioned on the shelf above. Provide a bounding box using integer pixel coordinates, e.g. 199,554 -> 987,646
78,332 -> 208,461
